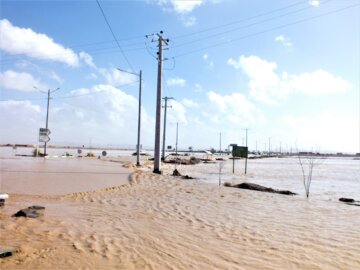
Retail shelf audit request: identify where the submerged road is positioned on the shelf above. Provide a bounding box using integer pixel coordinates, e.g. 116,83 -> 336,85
0,157 -> 131,195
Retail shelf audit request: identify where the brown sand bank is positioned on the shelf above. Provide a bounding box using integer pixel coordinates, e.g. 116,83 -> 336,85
1,159 -> 360,269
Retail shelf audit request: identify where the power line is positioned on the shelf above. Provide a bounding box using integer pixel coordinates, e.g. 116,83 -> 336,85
0,0 -> 329,66
95,0 -> 135,72
171,0 -> 309,40
173,3 -> 360,58
171,0 -> 332,50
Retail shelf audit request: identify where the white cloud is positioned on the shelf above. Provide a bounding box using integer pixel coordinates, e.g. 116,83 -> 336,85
275,35 -> 293,48
99,68 -> 138,86
309,0 -> 320,7
49,71 -> 63,84
288,70 -> 351,95
157,0 -> 203,14
181,16 -> 197,27
282,112 -> 359,152
194,83 -> 203,93
167,77 -> 186,87
203,53 -> 214,68
206,91 -> 265,125
0,84 -> 155,146
167,100 -> 188,124
182,98 -> 199,108
79,51 -> 96,68
228,55 -> 283,105
0,19 -> 79,66
228,55 -> 352,105
0,70 -> 47,92
0,101 -> 42,143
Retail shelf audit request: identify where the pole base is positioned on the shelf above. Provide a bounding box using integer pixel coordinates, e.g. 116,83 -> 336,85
153,169 -> 162,174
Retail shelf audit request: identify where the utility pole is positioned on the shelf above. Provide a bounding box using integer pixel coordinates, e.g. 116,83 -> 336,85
268,137 -> 271,155
175,122 -> 179,170
153,31 -> 169,174
117,68 -> 143,166
137,70 -> 143,166
162,96 -> 173,160
35,86 -> 60,156
219,132 -> 222,152
244,128 -> 248,175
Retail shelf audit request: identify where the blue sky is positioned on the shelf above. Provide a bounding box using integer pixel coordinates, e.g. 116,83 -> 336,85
0,0 -> 359,153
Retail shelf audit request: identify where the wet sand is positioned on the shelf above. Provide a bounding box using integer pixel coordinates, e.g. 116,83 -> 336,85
1,157 -> 359,269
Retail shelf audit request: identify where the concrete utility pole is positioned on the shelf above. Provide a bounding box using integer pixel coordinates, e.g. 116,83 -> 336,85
175,122 -> 179,170
44,89 -> 50,156
244,128 -> 248,175
137,70 -> 143,166
268,137 -> 271,155
219,132 -> 222,152
153,31 -> 169,174
162,96 -> 173,160
35,86 -> 60,156
117,68 -> 143,166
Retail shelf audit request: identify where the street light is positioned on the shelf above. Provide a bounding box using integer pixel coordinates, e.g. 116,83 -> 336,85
34,86 -> 60,156
117,68 -> 143,166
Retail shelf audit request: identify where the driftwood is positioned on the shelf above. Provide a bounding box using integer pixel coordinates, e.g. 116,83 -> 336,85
225,182 -> 297,196
172,169 -> 195,179
164,158 -> 201,165
0,248 -> 15,258
339,197 -> 360,207
13,205 -> 45,218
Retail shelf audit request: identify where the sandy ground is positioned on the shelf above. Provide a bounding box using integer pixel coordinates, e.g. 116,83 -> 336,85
0,157 -> 359,269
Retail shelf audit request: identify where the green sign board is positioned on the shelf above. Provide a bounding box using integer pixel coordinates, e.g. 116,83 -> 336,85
232,146 -> 248,158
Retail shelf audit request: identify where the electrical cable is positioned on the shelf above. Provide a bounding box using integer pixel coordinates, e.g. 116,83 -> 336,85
171,0 -> 332,49
171,0 -> 309,40
95,0 -> 135,72
173,3 -> 360,58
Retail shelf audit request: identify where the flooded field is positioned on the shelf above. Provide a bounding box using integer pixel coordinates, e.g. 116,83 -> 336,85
1,147 -> 359,269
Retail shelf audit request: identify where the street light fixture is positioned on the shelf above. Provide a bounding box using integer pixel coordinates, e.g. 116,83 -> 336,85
117,68 -> 143,166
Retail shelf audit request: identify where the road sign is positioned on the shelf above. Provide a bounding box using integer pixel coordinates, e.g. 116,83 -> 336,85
232,146 -> 248,158
39,128 -> 51,136
39,135 -> 50,143
39,128 -> 51,142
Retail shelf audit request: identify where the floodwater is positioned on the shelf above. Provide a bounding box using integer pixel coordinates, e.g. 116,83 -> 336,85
175,156 -> 360,201
0,147 -> 131,195
1,147 -> 359,269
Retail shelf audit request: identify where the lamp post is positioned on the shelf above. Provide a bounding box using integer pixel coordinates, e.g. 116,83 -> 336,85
117,68 -> 142,166
35,86 -> 60,156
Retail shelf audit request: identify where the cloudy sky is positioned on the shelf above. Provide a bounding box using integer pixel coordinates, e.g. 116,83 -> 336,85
0,0 -> 359,153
